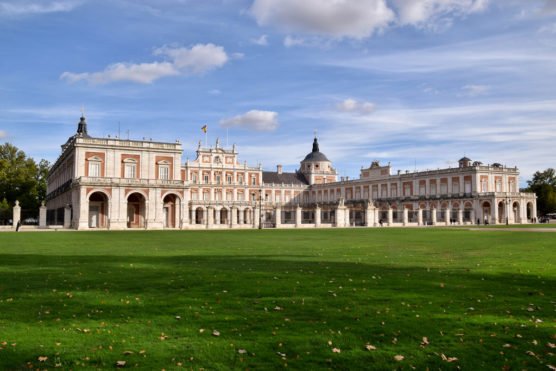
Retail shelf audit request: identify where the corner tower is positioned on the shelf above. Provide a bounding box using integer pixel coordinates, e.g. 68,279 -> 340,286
299,136 -> 337,185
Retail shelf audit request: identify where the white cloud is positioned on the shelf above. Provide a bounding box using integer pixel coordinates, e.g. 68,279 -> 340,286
251,0 -> 490,40
220,110 -> 279,131
251,0 -> 395,39
392,0 -> 488,28
0,130 -> 8,140
0,0 -> 81,16
61,43 -> 228,84
461,84 -> 490,96
252,34 -> 269,46
335,98 -> 376,115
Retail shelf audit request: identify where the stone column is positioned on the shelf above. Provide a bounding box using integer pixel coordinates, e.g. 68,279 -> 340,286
345,208 -> 351,227
387,207 -> 393,226
335,206 -> 345,228
458,208 -> 463,225
12,200 -> 21,229
444,208 -> 450,226
254,207 -> 260,228
315,205 -> 321,227
64,204 -> 72,228
417,208 -> 423,226
206,207 -> 213,227
39,201 -> 47,228
215,207 -> 221,225
402,207 -> 408,226
275,205 -> 281,228
238,208 -> 244,225
295,206 -> 302,227
231,206 -> 237,226
493,199 -> 499,224
431,208 -> 437,225
471,208 -> 476,225
365,206 -> 374,227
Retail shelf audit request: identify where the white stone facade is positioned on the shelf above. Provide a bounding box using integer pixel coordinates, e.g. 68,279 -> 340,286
46,117 -> 537,230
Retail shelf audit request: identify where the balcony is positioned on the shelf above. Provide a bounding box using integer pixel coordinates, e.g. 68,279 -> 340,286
77,176 -> 184,187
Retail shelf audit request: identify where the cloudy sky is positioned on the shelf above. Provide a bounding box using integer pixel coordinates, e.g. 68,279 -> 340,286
1,0 -> 555,185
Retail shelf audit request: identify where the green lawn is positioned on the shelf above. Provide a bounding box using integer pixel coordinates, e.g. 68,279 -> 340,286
0,229 -> 554,370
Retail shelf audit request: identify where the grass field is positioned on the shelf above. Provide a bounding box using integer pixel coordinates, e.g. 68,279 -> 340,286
0,229 -> 554,370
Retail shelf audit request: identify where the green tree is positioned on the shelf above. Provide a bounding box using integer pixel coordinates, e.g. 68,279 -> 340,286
0,143 -> 50,210
526,168 -> 556,216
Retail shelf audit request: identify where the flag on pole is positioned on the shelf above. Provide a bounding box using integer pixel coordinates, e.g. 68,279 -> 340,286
201,125 -> 207,133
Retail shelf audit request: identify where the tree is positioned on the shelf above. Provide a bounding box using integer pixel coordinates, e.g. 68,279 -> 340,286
526,168 -> 556,216
0,143 -> 50,210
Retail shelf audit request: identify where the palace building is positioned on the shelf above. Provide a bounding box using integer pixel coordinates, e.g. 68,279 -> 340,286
46,115 -> 537,229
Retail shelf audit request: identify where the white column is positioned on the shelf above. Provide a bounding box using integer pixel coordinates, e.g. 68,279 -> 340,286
417,208 -> 423,226
345,208 -> 350,227
254,207 -> 260,228
64,204 -> 72,228
402,208 -> 408,226
206,207 -> 213,227
493,199 -> 499,224
238,208 -> 244,225
471,208 -> 476,225
231,207 -> 237,226
387,207 -> 393,226
458,208 -> 463,225
335,206 -> 345,228
12,200 -> 21,229
315,206 -> 321,227
39,202 -> 47,228
295,206 -> 302,227
365,207 -> 374,227
215,207 -> 221,225
431,208 -> 437,225
444,208 -> 450,226
275,206 -> 281,228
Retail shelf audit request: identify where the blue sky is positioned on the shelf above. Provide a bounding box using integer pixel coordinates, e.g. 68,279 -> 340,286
1,0 -> 556,185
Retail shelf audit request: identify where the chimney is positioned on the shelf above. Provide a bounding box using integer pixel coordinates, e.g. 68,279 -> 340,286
397,170 -> 401,175
277,165 -> 282,174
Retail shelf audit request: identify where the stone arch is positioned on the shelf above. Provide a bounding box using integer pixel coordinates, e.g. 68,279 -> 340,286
127,192 -> 146,228
195,206 -> 205,225
88,191 -> 109,228
481,201 -> 491,224
220,207 -> 229,225
512,201 -> 520,223
162,193 -> 180,229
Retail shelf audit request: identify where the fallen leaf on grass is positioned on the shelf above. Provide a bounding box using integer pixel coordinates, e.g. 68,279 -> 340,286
213,330 -> 220,336
548,343 -> 556,349
365,345 -> 376,351
503,344 -> 512,348
394,355 -> 404,361
332,348 -> 341,353
115,360 -> 126,367
441,354 -> 458,362
123,351 -> 133,355
38,356 -> 47,362
238,349 -> 247,354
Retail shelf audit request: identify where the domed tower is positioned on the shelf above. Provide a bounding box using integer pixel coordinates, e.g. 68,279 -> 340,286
299,136 -> 337,185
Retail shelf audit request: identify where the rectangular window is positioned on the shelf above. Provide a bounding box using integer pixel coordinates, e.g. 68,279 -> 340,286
238,175 -> 244,184
285,194 -> 290,202
159,166 -> 169,180
216,192 -> 221,201
226,192 -> 232,201
251,175 -> 257,185
204,175 -> 209,184
276,194 -> 281,202
440,183 -> 447,194
125,164 -> 136,179
89,162 -> 100,177
430,184 -> 437,195
203,192 -> 209,201
238,193 -> 244,201
216,175 -> 221,184
192,174 -> 197,183
251,193 -> 257,201
227,176 -> 232,184
191,192 -> 198,200
496,181 -> 502,192
419,185 -> 425,195
452,182 -> 459,194
481,181 -> 487,192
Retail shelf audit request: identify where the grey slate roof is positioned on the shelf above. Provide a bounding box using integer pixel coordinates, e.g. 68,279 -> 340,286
263,171 -> 308,185
302,137 -> 330,162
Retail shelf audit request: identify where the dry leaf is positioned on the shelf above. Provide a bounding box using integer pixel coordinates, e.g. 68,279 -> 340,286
547,343 -> 555,349
332,348 -> 341,353
116,360 -> 126,367
123,351 -> 133,355
213,330 -> 220,336
365,345 -> 376,350
38,356 -> 48,362
394,355 -> 404,361
503,344 -> 512,348
238,349 -> 247,354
